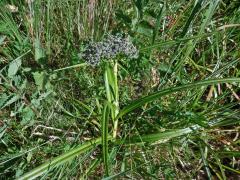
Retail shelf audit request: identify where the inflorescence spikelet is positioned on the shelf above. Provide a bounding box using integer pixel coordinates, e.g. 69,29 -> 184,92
81,35 -> 139,66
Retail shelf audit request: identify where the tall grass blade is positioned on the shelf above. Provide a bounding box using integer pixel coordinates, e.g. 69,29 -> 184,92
18,137 -> 102,180
104,64 -> 113,103
174,1 -> 220,72
152,2 -> 165,44
116,78 -> 240,119
102,103 -> 111,176
80,158 -> 101,179
180,0 -> 203,37
53,63 -> 87,72
121,117 -> 239,145
141,32 -> 216,51
126,126 -> 195,144
199,142 -> 212,179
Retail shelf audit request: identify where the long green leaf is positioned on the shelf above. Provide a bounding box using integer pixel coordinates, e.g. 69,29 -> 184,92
104,64 -> 113,103
126,126 -> 195,144
80,158 -> 101,179
180,0 -> 204,37
116,78 -> 240,119
121,116 -> 239,145
53,63 -> 87,72
199,142 -> 212,179
18,137 -> 102,180
174,0 -> 220,73
102,103 -> 111,176
140,32 -> 216,51
152,2 -> 165,44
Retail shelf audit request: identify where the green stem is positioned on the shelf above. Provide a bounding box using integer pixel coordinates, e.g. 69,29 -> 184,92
53,63 -> 87,72
113,61 -> 119,139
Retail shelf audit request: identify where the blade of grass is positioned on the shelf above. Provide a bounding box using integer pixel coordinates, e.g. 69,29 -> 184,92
70,98 -> 97,116
80,158 -> 101,180
217,151 -> 240,157
152,2 -> 166,44
209,163 -> 223,180
119,116 -> 240,145
102,103 -> 111,177
18,137 -> 102,180
112,61 -> 119,138
174,1 -> 220,73
141,32 -> 217,51
53,63 -> 87,72
104,63 -> 113,103
0,35 -> 6,45
180,0 -> 204,37
116,78 -> 240,120
102,162 -> 149,180
207,58 -> 239,79
210,161 -> 240,174
199,142 -> 212,179
125,126 -> 196,144
104,62 -> 119,138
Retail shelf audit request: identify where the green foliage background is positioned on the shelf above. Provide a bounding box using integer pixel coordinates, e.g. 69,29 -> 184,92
0,0 -> 240,179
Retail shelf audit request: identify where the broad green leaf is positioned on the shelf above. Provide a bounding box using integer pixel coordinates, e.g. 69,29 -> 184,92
26,152 -> 33,163
8,58 -> 22,78
7,50 -> 31,78
0,35 -> 6,45
199,1 -> 220,34
0,93 -> 9,108
34,38 -> 45,64
32,71 -> 47,91
1,94 -> 20,109
18,137 -> 102,180
137,21 -> 154,37
20,107 -> 35,126
116,78 -> 240,119
159,62 -> 172,72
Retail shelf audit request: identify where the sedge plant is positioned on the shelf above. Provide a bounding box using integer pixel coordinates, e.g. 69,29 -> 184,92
1,0 -> 240,179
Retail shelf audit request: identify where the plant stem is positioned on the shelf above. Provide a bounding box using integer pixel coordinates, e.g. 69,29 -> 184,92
113,61 -> 119,139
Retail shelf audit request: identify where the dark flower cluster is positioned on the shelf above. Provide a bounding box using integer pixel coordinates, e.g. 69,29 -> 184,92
81,35 -> 139,66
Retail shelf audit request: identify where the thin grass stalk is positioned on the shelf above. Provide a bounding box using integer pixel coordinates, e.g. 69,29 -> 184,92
104,63 -> 112,103
199,142 -> 212,179
104,61 -> 119,138
102,103 -> 110,176
53,63 -> 87,72
103,61 -> 120,176
113,61 -> 119,138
